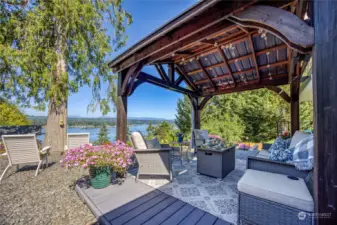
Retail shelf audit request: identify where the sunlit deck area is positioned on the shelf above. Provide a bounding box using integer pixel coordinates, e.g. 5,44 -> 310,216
76,150 -> 256,225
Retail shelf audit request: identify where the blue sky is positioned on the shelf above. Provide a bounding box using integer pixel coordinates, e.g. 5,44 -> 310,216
24,0 -> 196,119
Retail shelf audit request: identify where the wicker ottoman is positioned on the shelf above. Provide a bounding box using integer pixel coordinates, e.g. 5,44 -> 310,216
196,145 -> 235,179
238,169 -> 314,225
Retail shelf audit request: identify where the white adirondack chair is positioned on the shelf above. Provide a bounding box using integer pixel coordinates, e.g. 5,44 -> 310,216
64,133 -> 90,151
0,134 -> 51,182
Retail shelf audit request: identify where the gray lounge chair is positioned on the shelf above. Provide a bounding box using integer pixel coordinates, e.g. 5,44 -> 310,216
130,132 -> 172,182
0,134 -> 51,182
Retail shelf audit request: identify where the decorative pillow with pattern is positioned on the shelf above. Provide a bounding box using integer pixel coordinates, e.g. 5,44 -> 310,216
268,137 -> 290,153
269,147 -> 295,162
292,135 -> 314,170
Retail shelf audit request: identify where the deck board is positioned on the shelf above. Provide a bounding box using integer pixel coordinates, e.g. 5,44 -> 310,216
75,176 -> 232,225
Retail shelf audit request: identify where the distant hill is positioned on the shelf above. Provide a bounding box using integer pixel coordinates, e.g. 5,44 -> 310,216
28,115 -> 173,127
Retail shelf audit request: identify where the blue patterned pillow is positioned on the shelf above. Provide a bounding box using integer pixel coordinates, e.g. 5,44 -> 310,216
268,137 -> 293,162
268,137 -> 288,153
269,147 -> 295,162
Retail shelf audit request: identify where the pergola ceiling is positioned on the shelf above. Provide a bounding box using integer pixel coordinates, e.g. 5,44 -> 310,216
109,0 -> 313,98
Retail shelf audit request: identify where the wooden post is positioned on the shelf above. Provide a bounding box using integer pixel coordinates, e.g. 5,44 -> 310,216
290,84 -> 300,135
189,96 -> 200,148
290,63 -> 300,135
116,71 -> 128,142
313,0 -> 337,224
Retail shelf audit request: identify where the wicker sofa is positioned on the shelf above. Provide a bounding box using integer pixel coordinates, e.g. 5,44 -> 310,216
130,132 -> 172,182
238,155 -> 314,225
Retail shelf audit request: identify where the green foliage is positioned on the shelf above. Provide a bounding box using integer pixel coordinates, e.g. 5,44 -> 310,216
146,121 -> 177,144
300,101 -> 313,131
0,98 -> 31,125
93,123 -> 110,145
0,0 -> 132,114
174,95 -> 191,137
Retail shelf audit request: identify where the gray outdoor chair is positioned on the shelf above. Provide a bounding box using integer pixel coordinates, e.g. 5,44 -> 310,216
130,132 -> 172,182
0,134 -> 51,182
64,133 -> 90,151
238,156 -> 314,225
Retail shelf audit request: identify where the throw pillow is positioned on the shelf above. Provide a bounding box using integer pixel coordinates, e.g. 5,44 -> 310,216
293,135 -> 314,170
269,147 -> 294,162
268,137 -> 288,153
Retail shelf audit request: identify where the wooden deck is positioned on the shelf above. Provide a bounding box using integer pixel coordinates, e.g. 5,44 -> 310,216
76,177 -> 232,225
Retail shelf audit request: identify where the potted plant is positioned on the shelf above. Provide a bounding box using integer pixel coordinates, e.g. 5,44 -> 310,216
61,141 -> 134,189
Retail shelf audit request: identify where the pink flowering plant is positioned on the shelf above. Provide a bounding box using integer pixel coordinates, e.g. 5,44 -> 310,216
61,141 -> 134,174
238,143 -> 250,150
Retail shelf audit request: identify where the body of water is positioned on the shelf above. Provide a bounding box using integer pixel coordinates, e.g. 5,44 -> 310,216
38,124 -> 148,142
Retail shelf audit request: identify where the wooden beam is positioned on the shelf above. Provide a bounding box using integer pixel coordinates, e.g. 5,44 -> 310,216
196,59 -> 215,89
137,71 -> 199,97
193,60 -> 289,85
313,1 -> 337,223
265,86 -> 291,103
174,75 -> 184,86
186,44 -> 287,75
127,79 -> 144,96
217,46 -> 236,87
175,64 -> 198,91
248,34 -> 261,83
154,64 -> 170,84
230,5 -> 314,52
198,96 -> 213,110
202,73 -> 289,96
116,95 -> 127,142
121,62 -> 143,96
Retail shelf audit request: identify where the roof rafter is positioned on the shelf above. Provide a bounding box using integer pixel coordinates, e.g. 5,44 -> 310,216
216,46 -> 236,87
196,59 -> 216,89
175,64 -> 198,91
248,34 -> 261,83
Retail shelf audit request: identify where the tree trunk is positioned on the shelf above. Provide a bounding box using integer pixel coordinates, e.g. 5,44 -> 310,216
44,23 -> 68,152
44,99 -> 67,152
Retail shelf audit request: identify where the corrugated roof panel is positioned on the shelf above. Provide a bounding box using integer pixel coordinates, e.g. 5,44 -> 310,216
278,48 -> 287,61
236,41 -> 248,56
213,51 -> 222,63
265,33 -> 276,48
223,47 -> 232,60
253,35 -> 266,51
268,51 -> 277,64
219,65 -> 228,74
245,40 -> 252,54
241,57 -> 252,70
229,62 -> 238,72
257,54 -> 268,66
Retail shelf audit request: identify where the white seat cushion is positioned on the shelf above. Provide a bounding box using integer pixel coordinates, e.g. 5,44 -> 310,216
256,150 -> 270,159
290,131 -> 310,148
238,169 -> 313,212
131,132 -> 147,150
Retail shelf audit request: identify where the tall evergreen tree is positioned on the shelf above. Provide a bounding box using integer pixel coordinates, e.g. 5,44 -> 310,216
94,123 -> 110,145
1,1 -> 131,151
174,95 -> 191,137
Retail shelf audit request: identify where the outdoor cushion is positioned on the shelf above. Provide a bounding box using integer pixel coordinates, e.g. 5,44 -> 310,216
145,137 -> 161,149
131,132 -> 147,150
293,135 -> 314,170
238,169 -> 314,212
269,147 -> 295,162
289,131 -> 310,148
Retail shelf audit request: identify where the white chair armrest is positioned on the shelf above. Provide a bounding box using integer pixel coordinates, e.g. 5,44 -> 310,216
40,146 -> 51,154
64,145 -> 68,151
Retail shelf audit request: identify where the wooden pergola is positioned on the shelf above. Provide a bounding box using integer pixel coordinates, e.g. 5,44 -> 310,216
109,0 -> 337,224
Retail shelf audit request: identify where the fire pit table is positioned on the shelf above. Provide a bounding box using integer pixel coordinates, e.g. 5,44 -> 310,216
196,145 -> 236,179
